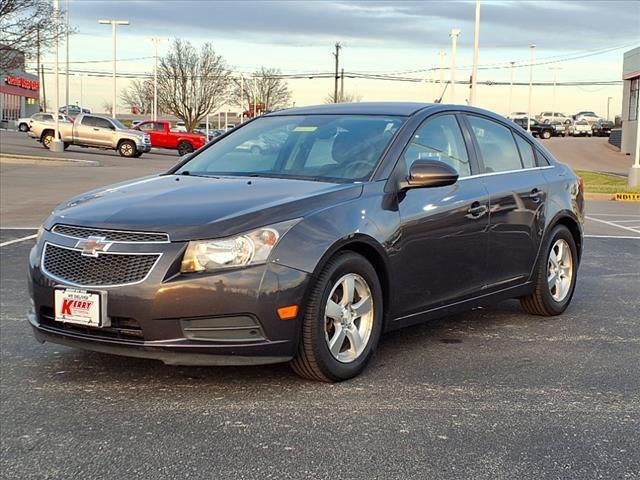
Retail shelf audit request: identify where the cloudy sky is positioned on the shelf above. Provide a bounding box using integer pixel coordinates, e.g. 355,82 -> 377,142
39,0 -> 640,115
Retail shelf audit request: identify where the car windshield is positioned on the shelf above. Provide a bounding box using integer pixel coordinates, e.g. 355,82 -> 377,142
111,118 -> 127,130
176,114 -> 405,182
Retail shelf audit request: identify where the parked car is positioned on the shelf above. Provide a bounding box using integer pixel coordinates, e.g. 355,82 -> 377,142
549,120 -> 571,137
17,112 -> 70,132
132,120 -> 208,155
28,113 -> 151,157
573,111 -> 600,124
591,119 -> 614,137
512,117 -> 556,139
193,128 -> 225,141
507,111 -> 528,120
570,120 -> 593,137
536,112 -> 572,124
27,103 -> 584,382
58,105 -> 91,116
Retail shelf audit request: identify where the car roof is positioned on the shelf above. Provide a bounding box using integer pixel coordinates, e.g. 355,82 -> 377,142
266,102 -> 432,117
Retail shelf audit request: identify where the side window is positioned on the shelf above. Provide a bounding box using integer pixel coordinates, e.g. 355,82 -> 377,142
535,149 -> 551,166
94,118 -> 114,130
514,134 -> 536,168
403,114 -> 471,177
42,114 -> 53,122
81,115 -> 96,126
467,116 -> 523,173
32,114 -> 43,121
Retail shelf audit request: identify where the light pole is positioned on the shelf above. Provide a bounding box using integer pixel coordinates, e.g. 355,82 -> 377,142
549,66 -> 562,116
99,19 -> 129,118
146,37 -> 165,121
469,0 -> 481,106
607,96 -> 612,121
508,61 -> 515,115
527,44 -> 536,132
65,0 -> 69,116
449,29 -> 461,104
50,0 -> 64,152
77,73 -> 84,111
438,50 -> 446,101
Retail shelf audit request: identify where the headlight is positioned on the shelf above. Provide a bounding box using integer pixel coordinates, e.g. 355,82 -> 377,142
180,219 -> 300,273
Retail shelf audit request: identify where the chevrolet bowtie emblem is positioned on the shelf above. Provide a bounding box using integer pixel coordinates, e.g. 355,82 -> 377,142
75,236 -> 113,257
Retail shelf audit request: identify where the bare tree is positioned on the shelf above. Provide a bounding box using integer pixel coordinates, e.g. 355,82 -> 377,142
101,101 -> 113,116
230,67 -> 291,116
324,91 -> 363,104
0,0 -> 70,71
157,39 -> 229,132
120,79 -> 154,116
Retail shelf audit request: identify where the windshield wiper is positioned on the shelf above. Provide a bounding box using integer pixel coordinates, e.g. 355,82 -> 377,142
177,171 -> 219,179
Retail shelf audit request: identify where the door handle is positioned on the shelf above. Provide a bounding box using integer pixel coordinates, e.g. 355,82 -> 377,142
93,128 -> 99,131
529,188 -> 544,202
467,202 -> 488,218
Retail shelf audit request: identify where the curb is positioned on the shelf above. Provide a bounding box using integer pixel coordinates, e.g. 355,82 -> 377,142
0,154 -> 99,167
583,192 -> 614,201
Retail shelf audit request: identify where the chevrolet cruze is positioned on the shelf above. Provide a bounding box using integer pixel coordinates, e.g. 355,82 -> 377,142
28,103 -> 584,382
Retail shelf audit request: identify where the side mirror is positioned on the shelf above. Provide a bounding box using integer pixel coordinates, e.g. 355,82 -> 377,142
401,159 -> 459,190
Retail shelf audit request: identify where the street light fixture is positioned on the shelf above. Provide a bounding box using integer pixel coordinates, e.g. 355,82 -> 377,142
549,66 -> 562,117
146,37 -> 166,121
98,19 -> 129,118
450,28 -> 461,104
527,44 -> 536,132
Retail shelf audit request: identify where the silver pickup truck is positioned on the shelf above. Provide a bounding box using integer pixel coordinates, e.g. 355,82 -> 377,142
28,113 -> 152,157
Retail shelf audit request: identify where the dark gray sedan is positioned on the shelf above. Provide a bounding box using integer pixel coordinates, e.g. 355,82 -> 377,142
28,102 -> 584,381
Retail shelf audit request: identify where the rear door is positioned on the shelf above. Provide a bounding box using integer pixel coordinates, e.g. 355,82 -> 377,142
393,113 -> 490,316
464,114 -> 548,290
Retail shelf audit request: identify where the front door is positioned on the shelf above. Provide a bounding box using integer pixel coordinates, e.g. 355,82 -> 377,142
465,115 -> 548,289
393,113 -> 490,317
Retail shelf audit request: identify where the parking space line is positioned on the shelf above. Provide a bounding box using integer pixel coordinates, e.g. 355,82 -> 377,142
0,234 -> 37,247
585,216 -> 640,234
585,234 -> 640,239
610,219 -> 640,223
586,213 -> 640,217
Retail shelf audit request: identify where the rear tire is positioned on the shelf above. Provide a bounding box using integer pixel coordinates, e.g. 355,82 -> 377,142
542,130 -> 551,139
520,225 -> 578,316
18,123 -> 28,132
290,251 -> 383,382
177,141 -> 194,156
118,140 -> 136,158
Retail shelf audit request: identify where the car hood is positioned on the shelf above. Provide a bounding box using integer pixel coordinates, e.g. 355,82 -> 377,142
45,175 -> 363,241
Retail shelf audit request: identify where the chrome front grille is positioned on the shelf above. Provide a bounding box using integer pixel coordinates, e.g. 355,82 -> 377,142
52,224 -> 169,243
42,243 -> 160,287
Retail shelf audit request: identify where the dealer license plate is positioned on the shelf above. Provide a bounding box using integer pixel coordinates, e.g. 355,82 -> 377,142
54,288 -> 106,327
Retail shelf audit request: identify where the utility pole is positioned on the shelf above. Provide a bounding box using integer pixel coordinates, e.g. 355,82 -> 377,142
508,61 -> 515,115
239,75 -> 244,123
439,50 -> 446,100
65,0 -> 69,116
50,0 -> 63,151
607,96 -> 612,121
340,68 -> 344,102
527,44 -> 536,132
99,19 -> 129,118
469,0 -> 480,106
333,42 -> 342,103
549,66 -> 562,116
449,29 -> 461,104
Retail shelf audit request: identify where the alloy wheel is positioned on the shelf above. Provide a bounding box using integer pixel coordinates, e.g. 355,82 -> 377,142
547,239 -> 573,302
121,143 -> 134,156
324,273 -> 374,363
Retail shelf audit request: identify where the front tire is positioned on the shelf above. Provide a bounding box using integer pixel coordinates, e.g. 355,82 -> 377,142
290,251 -> 383,382
520,225 -> 578,316
542,130 -> 551,139
177,141 -> 194,156
41,132 -> 54,149
118,140 -> 136,158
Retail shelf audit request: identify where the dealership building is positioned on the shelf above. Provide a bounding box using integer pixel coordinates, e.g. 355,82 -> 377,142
620,46 -> 639,155
0,45 -> 40,128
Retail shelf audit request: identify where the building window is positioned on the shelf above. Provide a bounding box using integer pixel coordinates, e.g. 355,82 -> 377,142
26,97 -> 36,105
2,93 -> 21,121
630,78 -> 639,122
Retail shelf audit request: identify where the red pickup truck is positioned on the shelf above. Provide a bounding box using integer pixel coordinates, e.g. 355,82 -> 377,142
132,121 -> 207,155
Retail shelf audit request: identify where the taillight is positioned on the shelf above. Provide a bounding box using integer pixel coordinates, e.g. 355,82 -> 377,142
578,177 -> 584,195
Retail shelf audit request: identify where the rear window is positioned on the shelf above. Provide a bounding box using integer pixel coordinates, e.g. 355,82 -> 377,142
467,116 -> 523,173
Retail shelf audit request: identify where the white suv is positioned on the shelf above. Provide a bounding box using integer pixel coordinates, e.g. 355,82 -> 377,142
537,112 -> 572,124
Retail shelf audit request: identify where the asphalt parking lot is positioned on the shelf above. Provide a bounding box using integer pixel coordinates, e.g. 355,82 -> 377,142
1,200 -> 638,479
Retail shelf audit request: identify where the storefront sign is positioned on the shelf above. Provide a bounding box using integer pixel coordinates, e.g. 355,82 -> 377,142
5,75 -> 39,91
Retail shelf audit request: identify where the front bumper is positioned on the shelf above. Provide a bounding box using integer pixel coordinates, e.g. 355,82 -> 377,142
137,143 -> 152,153
28,229 -> 311,365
